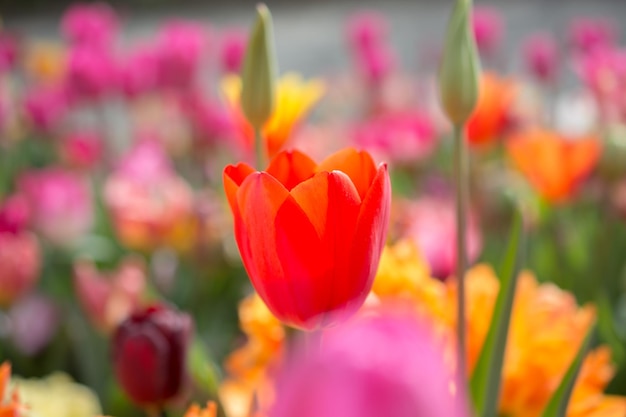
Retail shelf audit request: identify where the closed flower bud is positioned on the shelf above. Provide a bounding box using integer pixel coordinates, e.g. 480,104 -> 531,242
241,4 -> 277,130
112,304 -> 192,406
439,0 -> 481,126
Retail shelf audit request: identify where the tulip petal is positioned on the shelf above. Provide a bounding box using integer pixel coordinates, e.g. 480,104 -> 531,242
281,170 -> 361,327
316,148 -> 377,200
345,163 -> 391,313
223,163 -> 255,212
235,172 -> 301,325
266,150 -> 317,190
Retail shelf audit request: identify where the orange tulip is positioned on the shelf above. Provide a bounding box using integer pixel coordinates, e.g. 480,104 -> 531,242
223,148 -> 391,330
507,128 -> 601,202
467,72 -> 517,146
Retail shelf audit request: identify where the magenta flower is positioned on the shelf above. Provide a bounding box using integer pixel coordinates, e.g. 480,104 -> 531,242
60,131 -> 104,170
119,44 -> 159,98
18,168 -> 93,246
219,29 -> 247,74
346,11 -> 395,84
523,33 -> 560,84
23,85 -> 68,133
66,45 -> 118,101
569,17 -> 617,54
0,194 -> 30,235
402,195 -> 482,280
60,2 -> 119,47
0,32 -> 19,73
472,6 -> 504,58
272,312 -> 470,417
347,11 -> 388,51
181,93 -> 234,146
352,111 -> 437,163
155,21 -> 207,91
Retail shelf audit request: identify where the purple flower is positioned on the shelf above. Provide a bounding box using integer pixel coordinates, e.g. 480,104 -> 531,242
61,2 -> 119,47
8,294 -> 58,355
272,313 -> 470,417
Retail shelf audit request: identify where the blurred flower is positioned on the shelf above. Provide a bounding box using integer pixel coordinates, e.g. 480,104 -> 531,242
0,194 -> 30,235
23,84 -> 68,133
346,12 -> 395,84
18,168 -> 93,246
568,17 -> 617,54
219,29 -> 247,74
74,257 -> 146,333
185,402 -> 217,417
23,41 -> 67,85
221,294 -> 285,417
507,128 -> 601,202
60,2 -> 119,47
352,111 -> 437,163
0,362 -> 28,416
156,21 -> 207,91
65,45 -> 117,101
180,93 -> 234,148
347,11 -> 388,51
467,72 -> 517,146
222,73 -> 325,158
112,304 -> 192,406
397,196 -> 482,280
11,372 -> 102,417
60,131 -> 103,170
272,313 -> 469,417
471,6 -> 504,57
8,294 -> 59,355
0,232 -> 40,308
223,148 -> 390,330
104,139 -> 198,252
0,32 -> 19,73
118,44 -> 158,98
523,32 -> 560,84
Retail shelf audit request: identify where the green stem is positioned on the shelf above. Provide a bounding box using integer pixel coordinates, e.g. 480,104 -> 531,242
453,124 -> 469,381
254,128 -> 268,169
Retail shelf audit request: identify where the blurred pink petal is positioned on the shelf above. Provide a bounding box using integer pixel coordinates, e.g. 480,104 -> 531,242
156,21 -> 207,91
66,45 -> 118,100
18,168 -> 93,246
9,294 -> 58,355
61,2 -> 119,47
346,11 -> 388,51
523,32 -> 560,83
569,17 -> 618,54
219,29 -> 247,74
0,232 -> 40,308
0,32 -> 19,73
60,131 -> 103,170
0,194 -> 31,235
272,312 -> 470,417
472,6 -> 504,57
119,44 -> 159,98
23,85 -> 68,133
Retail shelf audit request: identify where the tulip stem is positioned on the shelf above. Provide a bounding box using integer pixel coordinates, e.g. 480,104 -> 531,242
453,124 -> 468,382
254,128 -> 268,169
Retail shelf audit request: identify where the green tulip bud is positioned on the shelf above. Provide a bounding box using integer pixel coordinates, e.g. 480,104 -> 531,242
241,4 -> 278,131
438,0 -> 481,126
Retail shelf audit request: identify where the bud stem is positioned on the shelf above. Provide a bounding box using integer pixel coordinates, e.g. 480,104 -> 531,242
453,124 -> 469,382
254,128 -> 268,169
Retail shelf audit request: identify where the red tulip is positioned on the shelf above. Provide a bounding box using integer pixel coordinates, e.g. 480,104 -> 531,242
223,148 -> 391,330
112,304 -> 192,406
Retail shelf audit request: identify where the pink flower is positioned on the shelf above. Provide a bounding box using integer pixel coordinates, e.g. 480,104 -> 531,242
60,131 -> 103,170
74,257 -> 146,333
272,312 -> 469,417
0,32 -> 19,73
66,45 -> 118,100
472,6 -> 504,57
181,93 -> 234,147
104,139 -> 197,252
401,196 -> 482,280
155,21 -> 207,91
219,29 -> 247,74
18,168 -> 93,246
352,111 -> 437,163
347,11 -> 388,51
0,194 -> 30,235
8,294 -> 59,355
118,44 -> 159,98
569,17 -> 617,54
523,33 -> 560,83
23,85 -> 68,133
0,232 -> 40,308
60,2 -> 119,47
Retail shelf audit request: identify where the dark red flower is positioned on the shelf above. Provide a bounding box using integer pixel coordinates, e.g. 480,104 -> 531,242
112,304 -> 192,406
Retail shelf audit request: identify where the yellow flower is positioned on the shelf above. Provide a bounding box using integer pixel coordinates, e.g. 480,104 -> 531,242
222,73 -> 325,157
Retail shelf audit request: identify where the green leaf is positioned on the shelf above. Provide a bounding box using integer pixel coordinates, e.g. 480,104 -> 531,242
470,210 -> 523,417
188,338 -> 222,396
540,324 -> 595,417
